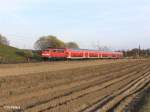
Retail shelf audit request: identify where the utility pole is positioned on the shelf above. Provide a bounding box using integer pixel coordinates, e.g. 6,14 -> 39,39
138,44 -> 141,58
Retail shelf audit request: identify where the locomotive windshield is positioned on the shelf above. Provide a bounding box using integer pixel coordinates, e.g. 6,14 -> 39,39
45,49 -> 64,53
52,49 -> 64,53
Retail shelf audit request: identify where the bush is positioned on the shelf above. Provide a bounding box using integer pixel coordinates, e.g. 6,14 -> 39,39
16,50 -> 33,58
32,52 -> 42,61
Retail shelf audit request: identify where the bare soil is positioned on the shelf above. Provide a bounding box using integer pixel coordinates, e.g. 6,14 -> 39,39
0,59 -> 149,112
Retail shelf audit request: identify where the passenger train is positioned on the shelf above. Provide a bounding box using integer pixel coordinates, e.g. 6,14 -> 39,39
41,48 -> 123,60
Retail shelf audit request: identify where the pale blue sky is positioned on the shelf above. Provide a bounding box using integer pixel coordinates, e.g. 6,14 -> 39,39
0,0 -> 150,50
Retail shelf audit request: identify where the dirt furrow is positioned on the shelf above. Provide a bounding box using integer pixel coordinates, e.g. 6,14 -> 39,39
0,62 -> 135,99
0,60 -> 149,112
0,61 -> 135,97
82,66 -> 150,112
0,62 -> 140,108
99,72 -> 150,112
26,64 -> 150,112
22,63 -> 147,111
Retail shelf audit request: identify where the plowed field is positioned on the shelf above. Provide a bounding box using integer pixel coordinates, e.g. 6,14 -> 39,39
0,59 -> 149,112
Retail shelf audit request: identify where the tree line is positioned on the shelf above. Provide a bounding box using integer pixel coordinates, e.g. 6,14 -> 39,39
0,34 -> 79,50
1,34 -> 150,58
34,35 -> 79,50
122,48 -> 150,58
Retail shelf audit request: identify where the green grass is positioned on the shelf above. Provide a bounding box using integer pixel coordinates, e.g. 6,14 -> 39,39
0,44 -> 26,63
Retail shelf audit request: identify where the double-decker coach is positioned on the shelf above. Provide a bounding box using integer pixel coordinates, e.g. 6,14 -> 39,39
41,48 -> 123,60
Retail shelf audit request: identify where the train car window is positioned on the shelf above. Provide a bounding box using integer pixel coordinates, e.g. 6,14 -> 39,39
52,50 -> 57,52
57,50 -> 64,53
44,50 -> 49,52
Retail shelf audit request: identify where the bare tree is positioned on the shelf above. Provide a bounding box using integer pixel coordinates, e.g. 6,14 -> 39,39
100,46 -> 111,51
91,41 -> 110,51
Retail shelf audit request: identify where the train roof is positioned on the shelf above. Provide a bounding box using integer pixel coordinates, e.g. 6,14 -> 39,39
68,48 -> 122,53
45,48 -> 123,53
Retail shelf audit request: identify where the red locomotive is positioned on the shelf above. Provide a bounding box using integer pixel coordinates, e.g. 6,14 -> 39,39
41,48 -> 123,60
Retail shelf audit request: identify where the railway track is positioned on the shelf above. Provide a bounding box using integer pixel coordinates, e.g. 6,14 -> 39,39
0,60 -> 149,112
